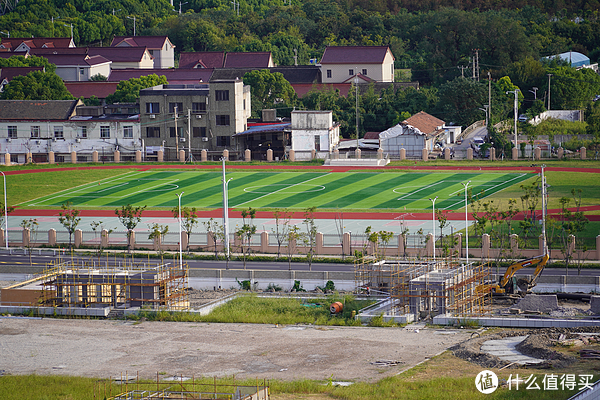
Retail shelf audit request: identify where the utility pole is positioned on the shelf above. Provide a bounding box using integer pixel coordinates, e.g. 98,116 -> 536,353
488,71 -> 492,127
506,90 -> 519,149
355,72 -> 359,154
187,108 -> 192,162
547,74 -> 552,110
174,106 -> 179,155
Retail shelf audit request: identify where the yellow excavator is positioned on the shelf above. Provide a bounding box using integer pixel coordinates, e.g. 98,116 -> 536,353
480,254 -> 549,296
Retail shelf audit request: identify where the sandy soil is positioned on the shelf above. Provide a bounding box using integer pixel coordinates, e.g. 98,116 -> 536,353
0,317 -> 473,382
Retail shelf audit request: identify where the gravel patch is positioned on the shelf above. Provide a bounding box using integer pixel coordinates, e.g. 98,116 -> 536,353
0,318 -> 473,381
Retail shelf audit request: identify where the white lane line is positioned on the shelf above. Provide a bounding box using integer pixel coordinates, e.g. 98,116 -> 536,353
232,173 -> 331,208
397,181 -> 445,201
445,174 -> 527,209
26,171 -> 146,206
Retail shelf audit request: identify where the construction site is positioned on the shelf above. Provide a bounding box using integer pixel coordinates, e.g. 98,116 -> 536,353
0,259 -> 189,316
354,254 -> 492,323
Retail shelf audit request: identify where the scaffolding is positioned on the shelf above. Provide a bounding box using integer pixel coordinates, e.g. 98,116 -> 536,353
39,260 -> 189,311
101,375 -> 269,400
355,254 -> 491,319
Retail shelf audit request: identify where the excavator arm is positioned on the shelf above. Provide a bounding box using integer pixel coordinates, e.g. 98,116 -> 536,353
499,254 -> 549,294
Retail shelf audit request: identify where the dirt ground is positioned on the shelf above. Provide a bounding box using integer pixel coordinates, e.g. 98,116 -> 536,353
0,317 -> 475,382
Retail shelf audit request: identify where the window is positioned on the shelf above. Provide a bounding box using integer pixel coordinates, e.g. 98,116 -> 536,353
215,90 -> 229,101
327,69 -> 332,78
123,126 -> 133,138
145,102 -> 160,114
169,127 -> 182,137
314,135 -> 321,151
169,102 -> 183,114
30,126 -> 40,138
193,127 -> 207,138
54,126 -> 64,138
349,69 -> 354,76
216,136 -> 230,147
216,115 -> 230,126
7,126 -> 17,138
146,127 -> 160,138
192,102 -> 206,113
362,68 -> 367,75
80,68 -> 85,75
243,98 -> 246,110
100,126 -> 110,138
78,126 -> 87,138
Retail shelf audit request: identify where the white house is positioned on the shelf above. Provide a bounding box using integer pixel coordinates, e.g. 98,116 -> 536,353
319,46 -> 395,84
110,36 -> 175,69
379,111 -> 446,158
290,110 -> 340,160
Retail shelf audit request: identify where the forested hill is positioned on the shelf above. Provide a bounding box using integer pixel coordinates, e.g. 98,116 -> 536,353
1,0 -> 600,76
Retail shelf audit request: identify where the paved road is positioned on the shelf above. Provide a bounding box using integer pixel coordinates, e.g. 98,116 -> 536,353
0,252 -> 598,276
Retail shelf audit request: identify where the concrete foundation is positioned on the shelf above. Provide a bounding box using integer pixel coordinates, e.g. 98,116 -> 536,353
514,294 -> 559,313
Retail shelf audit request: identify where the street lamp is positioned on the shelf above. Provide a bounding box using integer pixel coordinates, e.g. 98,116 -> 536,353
0,31 -> 9,38
478,106 -> 488,127
126,16 -> 136,36
429,196 -> 438,263
506,90 -> 519,150
529,87 -> 538,100
221,158 -> 232,260
179,1 -> 188,14
461,181 -> 471,266
0,171 -> 7,249
176,191 -> 184,268
63,23 -> 73,38
540,165 -> 548,255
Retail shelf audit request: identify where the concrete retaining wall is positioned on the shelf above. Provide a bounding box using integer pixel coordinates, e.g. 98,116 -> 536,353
433,314 -> 600,328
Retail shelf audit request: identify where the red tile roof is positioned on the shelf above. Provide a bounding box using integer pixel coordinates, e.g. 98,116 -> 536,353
320,46 -> 393,64
65,82 -> 119,99
179,51 -> 225,69
38,54 -> 111,66
0,66 -> 44,81
402,111 -> 445,135
223,52 -> 272,68
110,36 -> 173,50
0,37 -> 74,51
108,68 -> 213,83
291,83 -> 352,98
363,132 -> 380,140
30,47 -> 151,63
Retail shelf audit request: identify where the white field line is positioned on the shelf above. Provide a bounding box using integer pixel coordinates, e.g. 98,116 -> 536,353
25,170 -> 146,206
396,181 -> 445,201
444,173 -> 527,209
232,173 -> 331,208
114,179 -> 180,198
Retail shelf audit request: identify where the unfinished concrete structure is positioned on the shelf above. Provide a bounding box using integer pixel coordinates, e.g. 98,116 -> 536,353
355,256 -> 491,320
1,260 -> 189,311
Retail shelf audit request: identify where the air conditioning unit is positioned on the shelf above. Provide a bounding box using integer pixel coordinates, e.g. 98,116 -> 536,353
149,114 -> 156,119
75,138 -> 81,143
35,140 -> 41,145
6,138 -> 11,142
180,137 -> 186,142
52,138 -> 57,142
201,137 -> 209,142
196,115 -> 202,119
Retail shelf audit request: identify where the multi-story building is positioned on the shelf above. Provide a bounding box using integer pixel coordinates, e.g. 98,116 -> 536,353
139,80 -> 251,161
0,100 -> 141,163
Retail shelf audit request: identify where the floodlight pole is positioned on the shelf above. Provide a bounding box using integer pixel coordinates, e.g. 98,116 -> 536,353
176,191 -> 184,268
541,165 -> 548,255
507,90 -> 519,150
222,158 -> 232,259
429,196 -> 438,263
462,181 -> 471,265
0,171 -> 7,249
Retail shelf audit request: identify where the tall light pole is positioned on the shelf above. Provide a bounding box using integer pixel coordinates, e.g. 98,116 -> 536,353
507,90 -> 519,150
0,31 -> 9,38
462,181 -> 471,266
0,171 -> 7,249
176,191 -> 184,268
429,196 -> 438,263
478,106 -> 488,127
355,71 -> 359,154
179,1 -> 188,14
547,74 -> 552,110
221,158 -> 232,259
126,16 -> 136,36
540,165 -> 548,255
63,23 -> 73,38
529,87 -> 538,100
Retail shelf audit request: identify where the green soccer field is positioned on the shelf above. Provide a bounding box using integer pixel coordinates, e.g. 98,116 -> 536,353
24,170 -> 533,211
